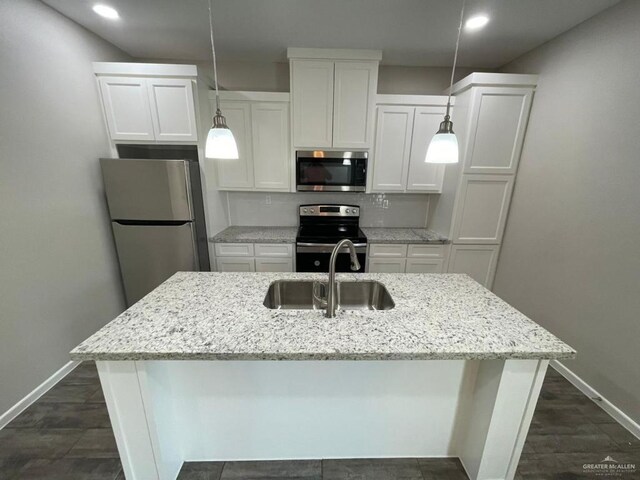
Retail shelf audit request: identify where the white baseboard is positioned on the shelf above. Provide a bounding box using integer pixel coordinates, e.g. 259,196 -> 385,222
0,360 -> 81,430
551,360 -> 640,440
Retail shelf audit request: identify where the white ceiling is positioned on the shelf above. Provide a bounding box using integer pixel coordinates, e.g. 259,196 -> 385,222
43,0 -> 620,68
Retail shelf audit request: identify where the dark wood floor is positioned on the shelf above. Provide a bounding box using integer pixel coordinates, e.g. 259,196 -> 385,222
0,363 -> 637,479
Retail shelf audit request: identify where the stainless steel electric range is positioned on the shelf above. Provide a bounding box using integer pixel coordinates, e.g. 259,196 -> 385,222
296,204 -> 367,273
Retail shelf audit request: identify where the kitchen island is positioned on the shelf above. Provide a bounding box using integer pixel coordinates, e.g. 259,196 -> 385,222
71,272 -> 574,480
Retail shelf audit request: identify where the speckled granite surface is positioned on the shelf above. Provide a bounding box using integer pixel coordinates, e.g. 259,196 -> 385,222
71,272 -> 574,361
361,228 -> 448,244
210,226 -> 297,244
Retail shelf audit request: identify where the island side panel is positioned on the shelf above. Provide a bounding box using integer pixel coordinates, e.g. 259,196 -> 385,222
96,361 -> 182,480
155,359 -> 474,460
458,359 -> 549,480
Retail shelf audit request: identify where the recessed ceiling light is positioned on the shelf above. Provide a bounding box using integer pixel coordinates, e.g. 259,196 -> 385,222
92,4 -> 119,20
465,15 -> 489,30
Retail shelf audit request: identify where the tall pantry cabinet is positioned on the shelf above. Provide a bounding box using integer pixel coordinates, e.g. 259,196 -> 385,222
429,73 -> 537,288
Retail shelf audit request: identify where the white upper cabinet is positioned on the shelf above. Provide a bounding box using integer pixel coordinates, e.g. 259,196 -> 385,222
251,102 -> 290,191
216,101 -> 254,189
214,92 -> 291,192
451,174 -> 514,244
463,87 -> 533,174
147,78 -> 198,142
333,61 -> 378,149
406,107 -> 446,192
98,76 -> 155,141
371,106 -> 414,192
291,60 -> 334,148
288,49 -> 381,149
94,63 -> 201,143
371,101 -> 447,193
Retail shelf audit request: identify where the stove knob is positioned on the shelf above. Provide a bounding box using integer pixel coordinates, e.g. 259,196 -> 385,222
346,209 -> 351,214
310,208 -> 315,213
302,208 -> 308,214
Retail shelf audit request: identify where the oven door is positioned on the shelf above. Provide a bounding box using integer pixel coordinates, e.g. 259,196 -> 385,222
296,152 -> 367,192
296,244 -> 366,273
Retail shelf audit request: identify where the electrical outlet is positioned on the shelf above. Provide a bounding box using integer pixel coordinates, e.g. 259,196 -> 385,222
382,199 -> 389,209
265,195 -> 272,205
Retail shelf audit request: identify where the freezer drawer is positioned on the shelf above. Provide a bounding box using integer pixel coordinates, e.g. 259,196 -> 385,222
101,158 -> 193,221
112,222 -> 197,306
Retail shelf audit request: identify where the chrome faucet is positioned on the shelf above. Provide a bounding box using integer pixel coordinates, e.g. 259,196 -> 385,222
326,239 -> 361,318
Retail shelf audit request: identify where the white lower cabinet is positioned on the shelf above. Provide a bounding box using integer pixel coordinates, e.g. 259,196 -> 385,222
367,243 -> 448,273
216,257 -> 255,272
447,245 -> 500,288
368,258 -> 407,273
215,242 -> 294,272
255,258 -> 294,272
406,258 -> 445,273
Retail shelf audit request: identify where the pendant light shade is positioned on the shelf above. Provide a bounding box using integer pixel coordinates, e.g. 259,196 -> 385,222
425,0 -> 466,165
204,0 -> 238,160
205,109 -> 238,159
425,116 -> 458,164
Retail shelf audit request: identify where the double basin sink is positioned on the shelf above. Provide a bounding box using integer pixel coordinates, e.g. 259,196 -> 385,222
263,280 -> 395,311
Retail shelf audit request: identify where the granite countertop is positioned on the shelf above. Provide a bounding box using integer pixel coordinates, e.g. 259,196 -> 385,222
211,226 -> 447,245
210,226 -> 297,244
361,228 -> 448,244
71,272 -> 575,361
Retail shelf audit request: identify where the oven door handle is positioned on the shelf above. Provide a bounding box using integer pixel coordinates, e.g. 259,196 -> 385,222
297,243 -> 367,254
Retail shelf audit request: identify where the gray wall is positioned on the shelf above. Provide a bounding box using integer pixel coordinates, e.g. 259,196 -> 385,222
226,192 -> 430,228
0,0 -> 129,415
189,61 -> 480,95
494,0 -> 640,422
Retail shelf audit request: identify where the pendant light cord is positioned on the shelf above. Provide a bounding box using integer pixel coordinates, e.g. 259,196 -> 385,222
207,0 -> 221,112
445,0 -> 466,117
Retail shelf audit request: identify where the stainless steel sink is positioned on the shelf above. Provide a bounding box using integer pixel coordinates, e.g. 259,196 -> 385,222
263,280 -> 394,311
337,280 -> 395,310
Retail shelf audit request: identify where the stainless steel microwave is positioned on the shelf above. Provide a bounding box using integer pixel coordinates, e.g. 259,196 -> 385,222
296,150 -> 367,192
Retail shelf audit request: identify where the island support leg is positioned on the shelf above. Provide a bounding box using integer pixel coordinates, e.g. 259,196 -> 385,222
96,361 -> 182,480
458,359 -> 548,480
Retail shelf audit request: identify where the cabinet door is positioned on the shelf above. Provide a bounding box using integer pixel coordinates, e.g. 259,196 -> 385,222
371,106 -> 414,192
447,245 -> 499,288
215,101 -> 254,189
216,257 -> 255,272
406,107 -> 446,192
333,61 -> 378,149
214,243 -> 254,257
291,60 -> 334,148
98,77 -> 154,141
452,175 -> 514,244
147,78 -> 198,142
369,244 -> 408,258
463,87 -> 533,174
368,258 -> 406,273
406,258 -> 445,273
251,102 -> 290,191
255,258 -> 293,272
254,243 -> 293,257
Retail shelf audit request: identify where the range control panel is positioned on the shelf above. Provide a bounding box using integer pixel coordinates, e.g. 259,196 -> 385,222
299,204 -> 360,217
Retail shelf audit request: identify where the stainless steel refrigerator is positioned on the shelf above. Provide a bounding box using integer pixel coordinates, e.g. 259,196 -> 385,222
101,149 -> 209,306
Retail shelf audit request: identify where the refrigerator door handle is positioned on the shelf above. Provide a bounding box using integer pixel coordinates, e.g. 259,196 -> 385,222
113,220 -> 191,226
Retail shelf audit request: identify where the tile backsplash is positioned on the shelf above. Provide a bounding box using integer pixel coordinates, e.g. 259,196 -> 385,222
226,192 -> 431,228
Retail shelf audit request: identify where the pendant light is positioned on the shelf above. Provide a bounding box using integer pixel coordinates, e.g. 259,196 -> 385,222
205,0 -> 238,159
425,0 -> 466,164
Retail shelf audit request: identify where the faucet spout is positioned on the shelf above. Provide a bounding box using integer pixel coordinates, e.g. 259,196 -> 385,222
326,239 -> 360,318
